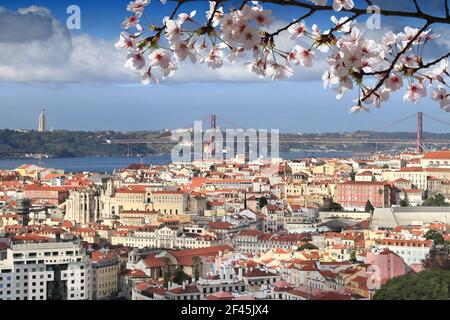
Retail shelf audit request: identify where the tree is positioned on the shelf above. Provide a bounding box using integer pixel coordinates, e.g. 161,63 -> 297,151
325,201 -> 343,212
374,269 -> 450,300
424,229 -> 445,245
400,192 -> 410,207
349,170 -> 356,181
365,200 -> 374,213
192,255 -> 201,280
349,250 -> 357,263
173,266 -> 190,285
162,257 -> 172,288
258,196 -> 268,209
117,1 -> 450,112
423,246 -> 450,270
297,242 -> 318,250
423,193 -> 449,207
382,164 -> 389,169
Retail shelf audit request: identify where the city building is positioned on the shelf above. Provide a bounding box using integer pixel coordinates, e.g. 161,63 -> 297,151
38,109 -> 46,133
0,238 -> 92,300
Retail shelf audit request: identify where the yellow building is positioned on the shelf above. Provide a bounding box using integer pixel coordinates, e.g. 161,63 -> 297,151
151,191 -> 188,215
91,251 -> 121,300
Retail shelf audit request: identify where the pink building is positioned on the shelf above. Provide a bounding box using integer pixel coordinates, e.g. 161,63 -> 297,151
336,181 -> 395,209
365,248 -> 406,285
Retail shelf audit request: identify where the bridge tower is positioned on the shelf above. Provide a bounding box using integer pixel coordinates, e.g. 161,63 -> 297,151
417,112 -> 423,154
209,114 -> 217,158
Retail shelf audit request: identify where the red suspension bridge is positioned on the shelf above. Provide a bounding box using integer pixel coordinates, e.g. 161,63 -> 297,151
104,112 -> 450,155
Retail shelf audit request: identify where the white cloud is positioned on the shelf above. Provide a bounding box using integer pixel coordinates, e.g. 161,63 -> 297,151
167,20 -> 327,83
0,6 -> 326,84
0,6 -> 135,84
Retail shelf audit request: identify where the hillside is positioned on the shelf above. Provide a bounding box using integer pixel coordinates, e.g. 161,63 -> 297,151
1,129 -> 450,158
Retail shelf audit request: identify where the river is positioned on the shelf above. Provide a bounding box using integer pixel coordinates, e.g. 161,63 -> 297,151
0,151 -> 353,173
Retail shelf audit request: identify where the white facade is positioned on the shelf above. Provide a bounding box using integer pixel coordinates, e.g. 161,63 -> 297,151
373,240 -> 432,265
0,240 -> 92,300
111,227 -> 217,249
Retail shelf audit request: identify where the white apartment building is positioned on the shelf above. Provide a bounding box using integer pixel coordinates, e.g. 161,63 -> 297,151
373,238 -> 433,265
386,168 -> 450,191
111,226 -> 217,249
0,240 -> 92,300
287,161 -> 309,174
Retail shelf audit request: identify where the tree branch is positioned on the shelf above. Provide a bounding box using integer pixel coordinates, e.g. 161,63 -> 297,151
412,0 -> 423,14
446,0 -> 450,18
270,9 -> 315,36
361,22 -> 432,103
167,0 -> 450,24
412,52 -> 450,72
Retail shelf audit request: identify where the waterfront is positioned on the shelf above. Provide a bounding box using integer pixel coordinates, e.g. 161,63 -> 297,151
0,151 -> 353,173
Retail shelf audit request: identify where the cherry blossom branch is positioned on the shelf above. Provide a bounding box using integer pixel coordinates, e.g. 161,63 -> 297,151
239,0 -> 249,10
119,0 -> 450,111
361,22 -> 431,103
255,0 -> 450,24
412,52 -> 450,72
166,0 -> 450,24
412,0 -> 423,14
329,12 -> 360,33
270,9 -> 315,36
446,0 -> 450,18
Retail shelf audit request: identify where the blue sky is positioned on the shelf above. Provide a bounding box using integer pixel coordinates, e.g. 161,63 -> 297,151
0,0 -> 449,133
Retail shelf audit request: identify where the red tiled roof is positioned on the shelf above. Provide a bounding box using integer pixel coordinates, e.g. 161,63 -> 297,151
169,284 -> 200,295
423,151 -> 450,159
207,291 -> 234,300
243,269 -> 278,278
313,292 -> 351,300
143,253 -> 166,268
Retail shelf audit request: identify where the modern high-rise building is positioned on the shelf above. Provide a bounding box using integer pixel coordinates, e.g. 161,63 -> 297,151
0,239 -> 93,300
38,109 -> 46,132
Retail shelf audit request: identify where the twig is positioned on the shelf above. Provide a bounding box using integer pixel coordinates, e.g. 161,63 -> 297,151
270,9 -> 315,36
412,0 -> 422,14
361,22 -> 432,103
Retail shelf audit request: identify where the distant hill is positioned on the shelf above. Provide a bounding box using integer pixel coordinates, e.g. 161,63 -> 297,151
0,129 -> 449,158
0,129 -> 172,158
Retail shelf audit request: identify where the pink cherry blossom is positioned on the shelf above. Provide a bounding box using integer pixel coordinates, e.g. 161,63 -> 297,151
403,83 -> 427,103
206,1 -> 224,27
127,0 -> 150,14
165,20 -> 182,44
246,59 -> 266,78
349,104 -> 369,113
332,0 -> 355,12
178,10 -> 197,24
267,63 -> 293,81
141,68 -> 159,85
115,32 -> 136,50
172,41 -> 197,63
201,46 -> 223,69
228,47 -> 246,63
288,22 -> 307,40
431,87 -> 450,109
385,72 -> 404,92
121,15 -> 141,29
149,49 -> 171,69
322,70 -> 339,89
252,8 -> 274,26
239,27 -> 260,49
295,45 -> 315,67
125,52 -> 146,70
